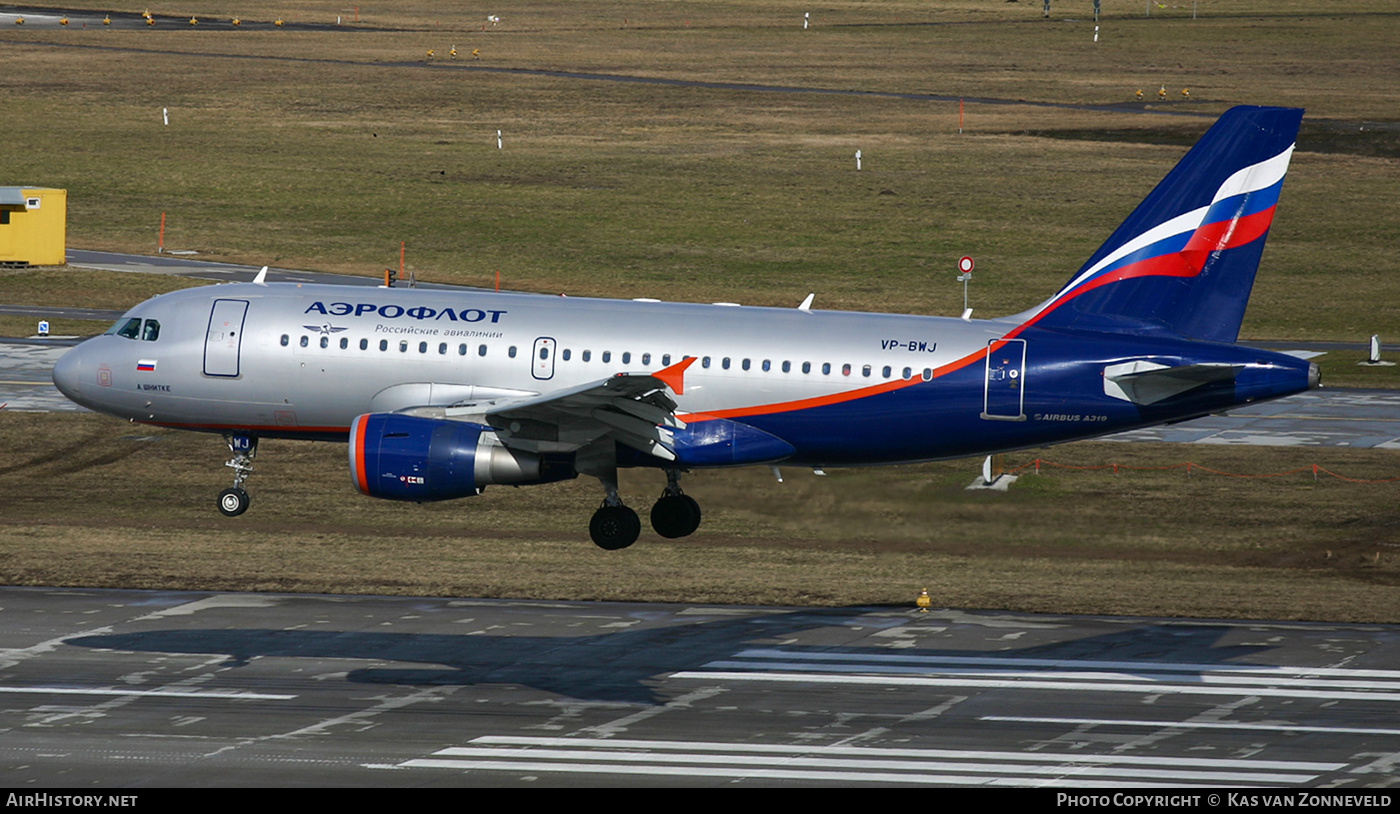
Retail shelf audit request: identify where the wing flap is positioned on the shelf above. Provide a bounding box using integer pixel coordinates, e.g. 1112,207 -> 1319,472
395,359 -> 698,460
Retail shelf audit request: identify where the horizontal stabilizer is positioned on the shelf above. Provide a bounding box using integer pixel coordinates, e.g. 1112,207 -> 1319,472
1104,361 -> 1243,405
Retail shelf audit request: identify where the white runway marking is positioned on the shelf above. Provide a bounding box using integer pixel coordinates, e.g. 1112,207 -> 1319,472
395,735 -> 1343,787
982,716 -> 1400,737
0,685 -> 295,700
673,648 -> 1400,702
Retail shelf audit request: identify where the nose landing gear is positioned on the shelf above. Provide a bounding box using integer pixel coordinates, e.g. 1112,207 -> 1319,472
217,435 -> 257,517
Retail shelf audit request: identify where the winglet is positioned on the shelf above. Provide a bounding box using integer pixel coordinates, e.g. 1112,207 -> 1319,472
654,356 -> 698,395
798,293 -> 815,312
253,265 -> 269,285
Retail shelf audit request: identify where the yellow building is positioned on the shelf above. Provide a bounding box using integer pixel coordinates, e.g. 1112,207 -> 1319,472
0,187 -> 67,266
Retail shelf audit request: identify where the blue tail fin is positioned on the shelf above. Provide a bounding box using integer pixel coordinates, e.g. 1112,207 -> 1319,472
1017,106 -> 1303,343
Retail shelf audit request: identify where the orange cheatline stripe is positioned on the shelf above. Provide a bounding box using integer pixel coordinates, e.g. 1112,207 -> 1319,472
692,344 -> 995,422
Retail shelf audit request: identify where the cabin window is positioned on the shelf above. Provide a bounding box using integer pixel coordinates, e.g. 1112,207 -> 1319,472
762,360 -> 772,372
340,337 -> 349,350
582,350 -> 591,362
641,353 -> 651,365
379,340 -> 389,351
862,365 -> 872,378
662,354 -> 672,366
299,336 -> 309,348
802,362 -> 811,374
722,357 -> 731,370
903,367 -> 912,379
317,336 -> 328,349
539,346 -> 549,360
417,341 -> 427,354
922,368 -> 933,381
399,341 -> 408,353
562,349 -> 572,361
509,346 -> 518,359
602,351 -> 611,363
478,344 -> 487,357
460,344 -> 468,356
141,320 -> 161,341
882,365 -> 891,378
842,363 -> 851,376
360,339 -> 368,351
742,358 -> 751,371
781,361 -> 791,373
702,356 -> 711,369
822,362 -> 831,375
280,334 -> 289,347
622,352 -> 632,364
439,342 -> 447,355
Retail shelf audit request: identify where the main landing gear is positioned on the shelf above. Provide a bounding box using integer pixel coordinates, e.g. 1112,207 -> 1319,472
651,469 -> 701,539
217,435 -> 257,517
587,468 -> 703,550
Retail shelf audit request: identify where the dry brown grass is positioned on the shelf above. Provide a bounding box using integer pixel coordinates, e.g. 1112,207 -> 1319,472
2,412 -> 1397,620
0,1 -> 1395,336
1,2 -> 1398,617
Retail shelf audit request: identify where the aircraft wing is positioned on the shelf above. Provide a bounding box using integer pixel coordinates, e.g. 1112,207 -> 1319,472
407,358 -> 696,461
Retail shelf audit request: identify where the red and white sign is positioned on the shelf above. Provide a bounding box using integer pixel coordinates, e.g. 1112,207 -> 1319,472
958,256 -> 975,274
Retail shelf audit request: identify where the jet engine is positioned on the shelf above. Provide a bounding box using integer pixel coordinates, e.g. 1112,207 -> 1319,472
349,413 -> 575,501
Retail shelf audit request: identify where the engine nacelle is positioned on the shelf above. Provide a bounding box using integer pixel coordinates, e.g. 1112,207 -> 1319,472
349,413 -> 574,501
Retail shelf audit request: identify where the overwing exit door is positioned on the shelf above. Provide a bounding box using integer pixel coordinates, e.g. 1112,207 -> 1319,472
532,336 -> 557,380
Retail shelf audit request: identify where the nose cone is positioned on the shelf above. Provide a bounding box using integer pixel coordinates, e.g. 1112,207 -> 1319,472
51,344 -> 85,404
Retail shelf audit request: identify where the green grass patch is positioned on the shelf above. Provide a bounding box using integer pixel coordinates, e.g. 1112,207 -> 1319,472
0,267 -> 205,309
0,316 -> 109,338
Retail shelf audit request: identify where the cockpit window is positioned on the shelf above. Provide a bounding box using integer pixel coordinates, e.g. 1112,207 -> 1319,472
107,317 -> 142,339
106,317 -> 161,341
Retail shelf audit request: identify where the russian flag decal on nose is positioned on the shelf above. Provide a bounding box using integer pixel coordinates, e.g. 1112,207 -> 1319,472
137,359 -> 157,372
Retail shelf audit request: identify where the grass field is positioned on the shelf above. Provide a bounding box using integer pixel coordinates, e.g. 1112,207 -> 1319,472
0,2 -> 1396,334
1,411 -> 1397,621
1,1 -> 1398,619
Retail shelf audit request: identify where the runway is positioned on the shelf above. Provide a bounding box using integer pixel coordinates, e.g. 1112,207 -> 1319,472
3,586 -> 1399,787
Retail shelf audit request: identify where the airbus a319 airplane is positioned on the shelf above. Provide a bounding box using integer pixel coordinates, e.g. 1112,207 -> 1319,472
53,106 -> 1317,549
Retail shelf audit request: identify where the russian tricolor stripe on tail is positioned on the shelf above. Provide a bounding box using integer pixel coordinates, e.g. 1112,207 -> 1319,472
1012,106 -> 1303,344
